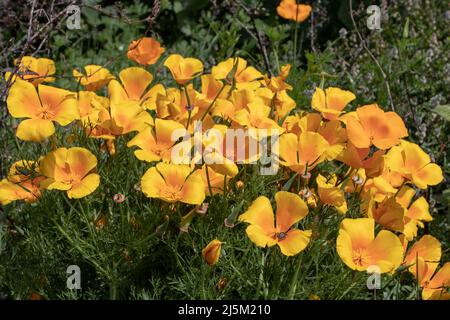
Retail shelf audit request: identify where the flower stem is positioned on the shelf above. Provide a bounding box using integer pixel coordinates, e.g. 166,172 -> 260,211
205,164 -> 213,197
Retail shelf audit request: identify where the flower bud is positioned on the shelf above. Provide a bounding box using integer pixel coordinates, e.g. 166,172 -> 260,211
202,239 -> 222,266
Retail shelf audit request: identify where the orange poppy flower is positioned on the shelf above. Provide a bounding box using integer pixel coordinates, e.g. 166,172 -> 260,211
337,142 -> 385,173
345,104 -> 408,149
277,0 -> 312,23
73,65 -> 115,91
141,163 -> 205,205
311,87 -> 356,120
108,67 -> 165,110
367,196 -> 405,233
403,235 -> 441,276
39,147 -> 100,199
127,37 -> 165,65
6,80 -> 79,141
419,262 -> 450,300
385,140 -> 443,189
336,218 -> 403,273
5,56 -> 55,85
164,54 -> 203,85
238,191 -> 312,256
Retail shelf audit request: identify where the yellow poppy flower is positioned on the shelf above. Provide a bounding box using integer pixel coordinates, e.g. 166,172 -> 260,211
202,239 -> 223,266
283,113 -> 345,160
279,131 -> 329,173
363,174 -> 398,203
39,147 -> 100,199
198,74 -> 229,102
396,186 -> 433,241
77,91 -> 109,128
311,87 -> 356,120
89,98 -> 153,139
211,98 -> 235,119
203,152 -> 239,178
282,112 -> 321,135
402,235 -> 448,299
255,87 -> 296,121
263,64 -> 293,93
316,174 -> 347,214
5,56 -> 55,85
211,57 -> 262,90
200,166 -> 230,196
238,191 -> 312,256
232,102 -> 285,137
0,160 -> 43,205
385,140 -> 443,189
336,218 -> 403,273
127,118 -> 186,163
277,0 -> 312,22
6,80 -> 79,141
108,67 -> 165,110
155,86 -> 199,127
141,163 -> 205,205
229,88 -> 263,113
127,37 -> 165,65
317,120 -> 347,160
164,54 -> 203,85
345,104 -> 408,149
73,65 -> 115,91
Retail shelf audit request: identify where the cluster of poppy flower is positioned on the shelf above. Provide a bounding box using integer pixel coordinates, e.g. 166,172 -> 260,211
0,33 -> 447,299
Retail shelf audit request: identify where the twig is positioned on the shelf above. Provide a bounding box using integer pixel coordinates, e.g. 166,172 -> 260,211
234,0 -> 273,76
349,0 -> 395,112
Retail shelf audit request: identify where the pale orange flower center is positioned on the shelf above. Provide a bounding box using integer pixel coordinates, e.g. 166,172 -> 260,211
37,104 -> 55,120
160,185 -> 183,201
151,143 -> 171,157
60,163 -> 82,185
352,248 -> 371,267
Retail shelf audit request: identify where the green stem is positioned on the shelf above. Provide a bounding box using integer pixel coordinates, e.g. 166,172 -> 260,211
205,165 -> 214,197
200,84 -> 226,121
183,85 -> 193,130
